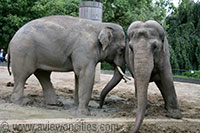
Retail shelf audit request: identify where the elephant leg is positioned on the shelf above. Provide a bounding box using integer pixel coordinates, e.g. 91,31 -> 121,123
11,77 -> 28,104
99,67 -> 123,108
155,80 -> 167,107
11,71 -> 32,105
10,53 -> 37,105
74,73 -> 79,106
34,70 -> 57,105
155,78 -> 182,119
76,63 -> 95,115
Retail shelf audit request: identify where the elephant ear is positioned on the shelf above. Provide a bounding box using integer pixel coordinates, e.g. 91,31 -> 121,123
98,27 -> 113,51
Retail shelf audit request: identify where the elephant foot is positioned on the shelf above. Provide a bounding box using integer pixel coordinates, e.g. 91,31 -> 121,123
44,96 -> 58,105
10,94 -> 22,104
11,95 -> 33,105
10,94 -> 24,104
166,109 -> 182,119
77,108 -> 90,116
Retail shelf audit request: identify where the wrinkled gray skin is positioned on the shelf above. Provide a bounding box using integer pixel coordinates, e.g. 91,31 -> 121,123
99,20 -> 182,132
127,20 -> 182,132
7,15 -> 126,115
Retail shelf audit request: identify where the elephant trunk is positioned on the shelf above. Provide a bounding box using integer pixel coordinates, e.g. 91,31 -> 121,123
133,78 -> 148,133
132,54 -> 153,133
99,66 -> 125,108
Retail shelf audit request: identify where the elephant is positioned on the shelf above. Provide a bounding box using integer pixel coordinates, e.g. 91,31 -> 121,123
7,15 -> 126,115
99,20 -> 182,132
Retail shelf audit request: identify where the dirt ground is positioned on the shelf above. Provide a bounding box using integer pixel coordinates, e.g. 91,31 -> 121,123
0,66 -> 200,132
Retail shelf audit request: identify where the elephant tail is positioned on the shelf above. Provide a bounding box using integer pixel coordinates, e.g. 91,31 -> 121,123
7,47 -> 11,75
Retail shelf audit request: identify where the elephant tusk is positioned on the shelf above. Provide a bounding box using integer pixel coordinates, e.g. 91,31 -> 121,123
117,66 -> 131,82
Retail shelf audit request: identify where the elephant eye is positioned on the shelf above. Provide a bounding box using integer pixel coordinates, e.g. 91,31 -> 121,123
151,43 -> 157,50
118,47 -> 125,55
150,40 -> 158,51
162,38 -> 164,43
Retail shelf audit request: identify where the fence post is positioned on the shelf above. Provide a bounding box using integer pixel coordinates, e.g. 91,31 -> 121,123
79,1 -> 103,83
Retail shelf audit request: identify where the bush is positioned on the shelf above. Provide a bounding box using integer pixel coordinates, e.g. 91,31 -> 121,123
182,71 -> 200,79
101,62 -> 113,70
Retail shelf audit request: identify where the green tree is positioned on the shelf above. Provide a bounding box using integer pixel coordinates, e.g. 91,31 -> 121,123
0,0 -> 37,49
102,0 -> 173,31
166,0 -> 200,70
0,0 -> 80,50
31,0 -> 80,18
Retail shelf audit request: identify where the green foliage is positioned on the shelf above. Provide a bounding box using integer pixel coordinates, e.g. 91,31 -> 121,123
102,0 -> 172,30
166,0 -> 200,70
101,62 -> 113,70
31,0 -> 80,18
0,0 -> 35,49
181,71 -> 200,79
0,0 -> 80,50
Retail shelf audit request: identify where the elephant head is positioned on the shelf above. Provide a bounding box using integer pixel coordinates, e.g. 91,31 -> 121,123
98,25 -> 126,68
98,25 -> 130,108
127,20 -> 181,132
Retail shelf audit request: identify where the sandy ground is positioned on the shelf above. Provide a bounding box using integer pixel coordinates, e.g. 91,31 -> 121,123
0,66 -> 200,132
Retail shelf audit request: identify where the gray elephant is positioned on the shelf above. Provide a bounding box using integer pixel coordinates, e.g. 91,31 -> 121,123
7,15 -> 126,115
99,20 -> 182,132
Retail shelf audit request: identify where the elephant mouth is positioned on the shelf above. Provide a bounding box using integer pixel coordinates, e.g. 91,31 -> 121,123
116,66 -> 131,82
